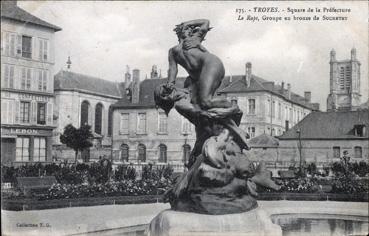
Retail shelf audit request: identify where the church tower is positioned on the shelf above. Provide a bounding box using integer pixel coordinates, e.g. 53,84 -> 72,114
327,48 -> 361,111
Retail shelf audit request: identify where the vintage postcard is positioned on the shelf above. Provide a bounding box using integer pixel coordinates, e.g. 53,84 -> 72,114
1,1 -> 368,236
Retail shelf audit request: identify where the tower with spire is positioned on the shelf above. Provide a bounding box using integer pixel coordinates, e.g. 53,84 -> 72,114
327,48 -> 361,111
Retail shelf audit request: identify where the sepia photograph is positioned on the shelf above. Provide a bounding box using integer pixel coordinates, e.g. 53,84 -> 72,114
1,1 -> 368,235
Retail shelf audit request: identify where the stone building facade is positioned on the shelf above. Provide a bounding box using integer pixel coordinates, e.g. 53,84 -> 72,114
53,70 -> 123,162
111,76 -> 195,165
327,48 -> 361,111
1,1 -> 61,165
111,63 -> 319,165
218,63 -> 320,139
278,110 -> 369,166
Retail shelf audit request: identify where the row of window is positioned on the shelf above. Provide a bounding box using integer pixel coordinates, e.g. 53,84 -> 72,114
16,137 -> 47,162
1,31 -> 49,61
120,143 -> 191,163
1,100 -> 53,125
266,99 -> 306,124
80,101 -> 110,135
333,146 -> 363,159
2,64 -> 50,92
119,112 -> 192,135
232,98 -> 256,115
233,96 -> 307,124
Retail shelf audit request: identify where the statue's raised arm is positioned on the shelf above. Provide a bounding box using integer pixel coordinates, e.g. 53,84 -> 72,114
181,19 -> 211,40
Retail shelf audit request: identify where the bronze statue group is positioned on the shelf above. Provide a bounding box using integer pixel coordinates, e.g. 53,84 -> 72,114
154,19 -> 280,215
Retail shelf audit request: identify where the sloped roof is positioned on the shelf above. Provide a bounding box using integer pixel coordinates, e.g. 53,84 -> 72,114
1,1 -> 61,31
218,75 -> 318,110
249,133 -> 279,148
279,110 -> 369,140
54,70 -> 122,98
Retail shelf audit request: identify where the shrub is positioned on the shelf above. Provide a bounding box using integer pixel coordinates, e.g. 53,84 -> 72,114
114,165 -> 136,181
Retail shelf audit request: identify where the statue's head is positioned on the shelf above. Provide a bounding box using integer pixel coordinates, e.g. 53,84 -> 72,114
154,84 -> 175,115
173,24 -> 191,40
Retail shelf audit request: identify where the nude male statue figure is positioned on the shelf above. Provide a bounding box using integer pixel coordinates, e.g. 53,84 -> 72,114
167,19 -> 231,110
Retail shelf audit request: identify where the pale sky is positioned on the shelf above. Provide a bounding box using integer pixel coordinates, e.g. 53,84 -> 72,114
19,1 -> 368,111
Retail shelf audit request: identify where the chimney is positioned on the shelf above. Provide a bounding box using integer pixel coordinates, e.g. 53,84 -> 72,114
66,56 -> 72,70
124,65 -> 131,86
351,48 -> 357,61
131,69 -> 140,103
281,81 -> 285,95
287,83 -> 291,99
245,62 -> 252,87
304,91 -> 311,103
150,65 -> 158,79
330,49 -> 336,62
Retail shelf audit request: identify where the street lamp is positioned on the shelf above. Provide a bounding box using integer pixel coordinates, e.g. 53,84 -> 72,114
296,128 -> 302,174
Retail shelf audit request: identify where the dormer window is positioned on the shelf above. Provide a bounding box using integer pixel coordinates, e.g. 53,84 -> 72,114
354,124 -> 366,137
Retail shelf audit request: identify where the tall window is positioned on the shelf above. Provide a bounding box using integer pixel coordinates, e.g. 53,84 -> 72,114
345,65 -> 351,91
80,101 -> 90,126
37,70 -> 48,92
354,146 -> 362,158
333,146 -> 340,159
248,127 -> 256,138
107,106 -> 113,136
182,116 -> 192,134
1,100 -> 14,124
94,103 -> 103,135
34,137 -> 46,162
339,67 -> 345,90
248,99 -> 255,114
38,38 -> 49,61
16,137 -> 30,162
158,144 -> 167,163
121,144 -> 129,162
272,101 -> 276,118
278,103 -> 282,119
183,144 -> 191,164
21,67 -> 32,90
266,99 -> 270,115
21,35 -> 32,58
2,31 -> 16,56
138,144 -> 146,162
2,64 -> 14,89
37,103 -> 46,125
289,108 -> 293,122
137,113 -> 146,134
120,113 -> 129,134
20,101 -> 30,123
158,112 -> 168,133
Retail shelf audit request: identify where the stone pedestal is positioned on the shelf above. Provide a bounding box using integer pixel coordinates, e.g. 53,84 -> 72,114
148,208 -> 282,236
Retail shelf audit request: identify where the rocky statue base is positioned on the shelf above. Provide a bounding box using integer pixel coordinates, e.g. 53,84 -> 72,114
148,208 -> 282,236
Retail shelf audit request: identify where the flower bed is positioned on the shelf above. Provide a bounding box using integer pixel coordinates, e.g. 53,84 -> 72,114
40,178 -> 171,200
